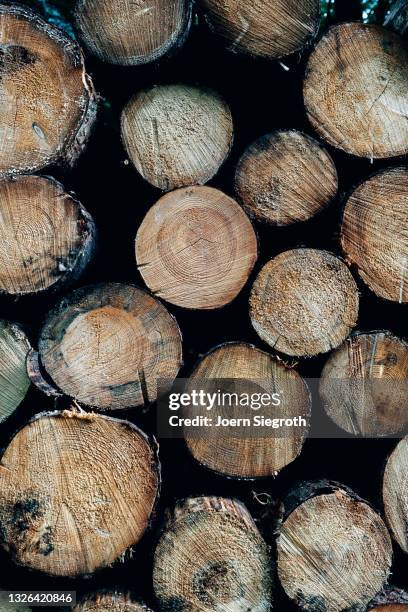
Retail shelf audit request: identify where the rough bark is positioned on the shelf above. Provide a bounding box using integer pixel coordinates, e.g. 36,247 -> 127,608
0,409 -> 160,577
341,167 -> 408,303
235,130 -> 338,226
384,0 -> 408,35
0,321 -> 31,423
0,175 -> 96,297
136,186 -> 257,310
38,283 -> 182,409
74,0 -> 192,66
153,496 -> 273,611
249,249 -> 359,357
185,342 -> 311,478
369,586 -> 408,610
121,85 -> 233,191
73,591 -> 153,611
199,0 -> 320,59
320,331 -> 408,437
383,436 -> 408,553
277,482 -> 392,611
0,3 -> 97,177
304,23 -> 408,159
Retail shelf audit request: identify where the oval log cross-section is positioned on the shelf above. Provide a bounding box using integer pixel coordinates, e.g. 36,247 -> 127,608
73,591 -> 153,611
383,436 -> 408,553
0,320 -> 31,423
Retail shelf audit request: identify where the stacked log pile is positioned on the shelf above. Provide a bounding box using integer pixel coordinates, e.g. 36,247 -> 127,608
0,0 -> 407,610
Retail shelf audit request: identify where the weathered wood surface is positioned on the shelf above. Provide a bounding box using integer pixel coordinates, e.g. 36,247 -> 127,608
383,436 -> 408,553
73,591 -> 154,611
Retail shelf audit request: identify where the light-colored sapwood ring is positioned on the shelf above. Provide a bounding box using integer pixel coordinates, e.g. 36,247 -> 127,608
0,409 -> 160,577
0,175 -> 96,297
0,3 -> 96,177
235,130 -> 338,226
153,496 -> 273,611
38,283 -> 182,409
73,591 -> 153,611
136,186 -> 257,310
249,249 -> 359,357
121,85 -> 233,191
0,320 -> 31,423
199,0 -> 320,59
185,342 -> 311,478
74,0 -> 192,66
277,486 -> 393,611
383,436 -> 408,553
341,167 -> 408,303
304,23 -> 408,159
320,331 -> 408,437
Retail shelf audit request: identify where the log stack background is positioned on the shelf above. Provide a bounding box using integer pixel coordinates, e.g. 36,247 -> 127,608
0,0 -> 408,610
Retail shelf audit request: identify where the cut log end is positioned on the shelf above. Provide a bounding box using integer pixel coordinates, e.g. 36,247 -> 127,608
121,85 -> 233,191
0,410 -> 160,577
0,175 -> 96,297
185,342 -> 310,478
199,0 -> 320,59
136,186 -> 257,310
277,485 -> 392,611
73,591 -> 153,611
320,331 -> 408,437
38,283 -> 182,409
383,436 -> 408,553
75,0 -> 191,65
0,3 -> 96,177
249,249 -> 359,357
153,496 -> 273,611
341,167 -> 408,303
0,320 -> 31,423
235,130 -> 338,226
304,23 -> 408,159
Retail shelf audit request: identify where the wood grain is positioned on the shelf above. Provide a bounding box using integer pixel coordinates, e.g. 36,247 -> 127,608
73,591 -> 153,611
136,186 -> 257,309
153,496 -> 272,611
383,436 -> 408,553
249,249 -> 359,357
304,23 -> 408,159
0,320 -> 30,424
39,283 -> 182,409
121,85 -> 233,191
235,130 -> 338,226
0,410 -> 160,577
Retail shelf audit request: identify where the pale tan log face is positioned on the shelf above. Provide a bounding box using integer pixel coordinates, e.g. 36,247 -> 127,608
121,85 -> 233,191
342,167 -> 408,303
153,497 -> 272,611
277,491 -> 392,611
304,23 -> 408,159
199,0 -> 320,59
0,320 -> 31,423
0,5 -> 94,176
136,186 -> 257,310
320,332 -> 408,437
39,283 -> 182,409
0,175 -> 95,296
75,0 -> 191,65
0,411 -> 160,577
383,437 -> 408,553
186,342 -> 310,478
249,249 -> 359,357
235,130 -> 338,226
73,592 -> 152,611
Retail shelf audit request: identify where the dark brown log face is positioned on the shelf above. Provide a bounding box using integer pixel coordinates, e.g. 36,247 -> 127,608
277,487 -> 392,611
0,321 -> 31,424
153,497 -> 273,611
235,130 -> 338,226
38,283 -> 182,409
0,410 -> 160,577
0,175 -> 96,297
383,436 -> 408,553
320,332 -> 408,437
0,4 -> 96,177
121,85 -> 233,191
185,342 -> 311,478
136,187 -> 257,310
199,0 -> 320,59
249,249 -> 359,357
304,23 -> 408,159
342,167 -> 408,303
73,591 -> 153,611
74,0 -> 192,66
